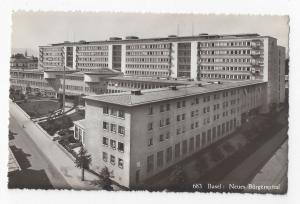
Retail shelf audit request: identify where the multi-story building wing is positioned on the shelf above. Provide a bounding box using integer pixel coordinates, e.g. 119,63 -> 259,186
37,33 -> 285,110
78,80 -> 267,188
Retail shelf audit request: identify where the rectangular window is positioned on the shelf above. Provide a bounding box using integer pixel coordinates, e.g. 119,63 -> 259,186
182,101 -> 186,107
212,127 -> 216,141
177,101 -> 181,108
102,137 -> 108,146
147,155 -> 154,172
166,103 -> 170,111
207,129 -> 212,144
118,110 -> 125,118
118,126 -> 125,135
148,138 -> 153,146
110,123 -> 117,133
118,142 -> 124,152
148,122 -> 153,131
202,132 -> 207,146
110,155 -> 115,165
103,121 -> 109,130
182,114 -> 185,120
118,158 -> 123,169
166,132 -> 170,139
110,140 -> 116,149
217,125 -> 221,137
226,121 -> 229,132
189,137 -> 194,152
103,106 -> 109,114
166,147 -> 172,163
165,118 -> 170,125
175,143 -> 180,159
159,134 -> 164,142
182,140 -> 187,155
177,115 -> 181,121
111,108 -> 118,117
157,151 -> 164,168
222,123 -> 225,134
102,152 -> 108,162
160,104 -> 164,112
148,106 -> 153,115
159,119 -> 164,127
196,134 -> 201,148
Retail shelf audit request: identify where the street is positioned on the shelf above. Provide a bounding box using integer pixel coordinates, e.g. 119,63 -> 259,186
9,114 -> 70,189
9,100 -> 100,190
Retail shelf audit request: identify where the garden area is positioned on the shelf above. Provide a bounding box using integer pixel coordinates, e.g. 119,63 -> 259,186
17,100 -> 60,118
39,115 -> 73,136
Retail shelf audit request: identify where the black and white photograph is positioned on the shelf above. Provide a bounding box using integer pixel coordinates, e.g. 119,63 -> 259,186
1,0 -> 299,203
7,11 -> 289,193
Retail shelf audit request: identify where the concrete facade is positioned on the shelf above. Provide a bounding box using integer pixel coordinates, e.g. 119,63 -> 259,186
80,81 -> 267,188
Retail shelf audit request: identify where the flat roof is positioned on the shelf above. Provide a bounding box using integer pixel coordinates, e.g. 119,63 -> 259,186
85,80 -> 266,107
10,68 -> 44,74
40,33 -> 271,47
107,76 -> 192,84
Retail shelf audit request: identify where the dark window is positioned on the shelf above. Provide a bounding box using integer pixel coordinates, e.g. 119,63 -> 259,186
147,155 -> 154,172
175,143 -> 180,159
157,151 -> 164,168
189,137 -> 194,152
182,140 -> 187,155
196,134 -> 201,148
166,147 -> 172,163
118,142 -> 124,152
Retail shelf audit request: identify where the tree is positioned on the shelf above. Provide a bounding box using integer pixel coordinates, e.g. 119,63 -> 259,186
75,145 -> 92,181
98,166 -> 113,190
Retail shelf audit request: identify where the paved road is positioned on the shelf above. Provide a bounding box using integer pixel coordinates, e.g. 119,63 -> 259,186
220,126 -> 288,187
9,100 -> 100,190
9,115 -> 70,189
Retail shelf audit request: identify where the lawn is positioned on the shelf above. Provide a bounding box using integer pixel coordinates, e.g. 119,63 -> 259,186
17,100 -> 60,118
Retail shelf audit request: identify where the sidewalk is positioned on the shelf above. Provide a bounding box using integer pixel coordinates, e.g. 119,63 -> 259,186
9,100 -> 101,190
220,127 -> 288,186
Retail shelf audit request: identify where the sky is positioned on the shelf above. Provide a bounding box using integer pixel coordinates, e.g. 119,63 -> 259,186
11,12 -> 289,56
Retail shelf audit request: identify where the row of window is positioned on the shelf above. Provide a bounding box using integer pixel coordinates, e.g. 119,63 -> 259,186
147,118 -> 237,172
125,70 -> 169,76
102,137 -> 124,152
102,152 -> 124,169
77,52 -> 108,56
103,107 -> 125,118
77,57 -> 108,62
103,122 -> 125,135
126,44 -> 170,50
126,57 -> 170,63
200,58 -> 252,63
199,49 -> 256,55
199,41 -> 256,47
77,63 -> 108,67
200,74 -> 251,80
43,62 -> 63,66
125,64 -> 170,69
77,46 -> 108,51
200,66 -> 251,72
126,51 -> 170,56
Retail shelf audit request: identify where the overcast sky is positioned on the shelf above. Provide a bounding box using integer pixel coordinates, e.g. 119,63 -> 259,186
11,12 -> 289,56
